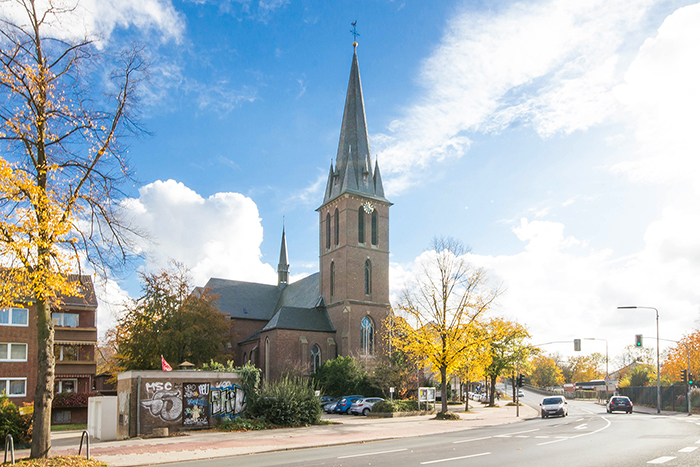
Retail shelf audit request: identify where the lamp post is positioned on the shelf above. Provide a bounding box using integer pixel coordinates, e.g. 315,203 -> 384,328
583,337 -> 609,378
618,306 -> 660,414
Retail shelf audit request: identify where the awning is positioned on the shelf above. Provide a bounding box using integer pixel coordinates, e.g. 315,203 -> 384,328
55,340 -> 96,346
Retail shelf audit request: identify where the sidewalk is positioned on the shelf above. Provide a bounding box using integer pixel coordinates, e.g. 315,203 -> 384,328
14,403 -> 538,466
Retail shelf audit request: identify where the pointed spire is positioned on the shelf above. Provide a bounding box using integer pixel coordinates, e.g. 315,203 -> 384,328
321,46 -> 388,207
277,221 -> 289,287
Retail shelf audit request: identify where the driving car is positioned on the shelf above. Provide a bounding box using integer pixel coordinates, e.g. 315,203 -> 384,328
350,397 -> 384,415
607,396 -> 633,413
334,395 -> 364,414
540,396 -> 568,418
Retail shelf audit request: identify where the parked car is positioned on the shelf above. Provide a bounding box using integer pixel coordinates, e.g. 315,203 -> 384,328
540,396 -> 568,418
319,396 -> 336,407
517,389 -> 524,398
350,397 -> 384,416
334,395 -> 364,414
607,396 -> 633,414
324,401 -> 339,413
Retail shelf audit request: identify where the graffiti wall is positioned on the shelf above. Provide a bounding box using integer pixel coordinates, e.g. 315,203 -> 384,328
116,370 -> 243,439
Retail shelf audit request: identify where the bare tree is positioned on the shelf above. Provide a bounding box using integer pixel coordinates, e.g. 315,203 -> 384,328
0,0 -> 144,457
390,237 -> 502,414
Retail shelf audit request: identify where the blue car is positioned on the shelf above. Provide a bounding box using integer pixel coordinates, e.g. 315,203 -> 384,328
334,395 -> 364,414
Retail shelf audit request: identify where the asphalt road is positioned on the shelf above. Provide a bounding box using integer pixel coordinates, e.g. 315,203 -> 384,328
155,397 -> 700,467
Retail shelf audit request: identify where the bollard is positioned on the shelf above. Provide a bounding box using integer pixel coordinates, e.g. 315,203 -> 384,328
4,434 -> 15,465
78,430 -> 90,460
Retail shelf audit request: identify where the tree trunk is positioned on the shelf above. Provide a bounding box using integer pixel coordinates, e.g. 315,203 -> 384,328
488,374 -> 497,406
31,299 -> 54,458
441,366 -> 448,413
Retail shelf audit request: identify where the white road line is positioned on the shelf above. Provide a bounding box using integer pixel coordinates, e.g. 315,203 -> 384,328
337,448 -> 407,459
647,456 -> 676,464
453,436 -> 492,444
538,416 -> 611,446
574,424 -> 588,430
502,428 -> 540,436
515,435 -> 530,438
679,447 -> 697,453
695,439 -> 700,444
534,436 -> 550,439
576,418 -> 585,421
421,452 -> 491,464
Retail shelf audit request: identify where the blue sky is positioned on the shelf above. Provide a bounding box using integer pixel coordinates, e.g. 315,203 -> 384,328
6,0 -> 700,367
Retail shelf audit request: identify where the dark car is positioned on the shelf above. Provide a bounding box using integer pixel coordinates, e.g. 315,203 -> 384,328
319,396 -> 336,407
607,396 -> 633,413
334,395 -> 364,414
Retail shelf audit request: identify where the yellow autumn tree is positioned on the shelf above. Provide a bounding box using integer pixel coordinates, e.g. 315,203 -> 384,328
0,1 -> 144,457
388,237 -> 501,414
661,330 -> 700,383
453,325 -> 491,411
530,355 -> 565,388
484,318 -> 531,406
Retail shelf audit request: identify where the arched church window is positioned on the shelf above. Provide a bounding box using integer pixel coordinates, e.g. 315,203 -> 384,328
265,337 -> 270,381
326,213 -> 331,250
311,344 -> 321,373
361,316 -> 374,355
358,207 -> 365,243
330,261 -> 335,298
371,210 -> 378,246
334,208 -> 339,246
243,352 -> 247,362
364,259 -> 372,295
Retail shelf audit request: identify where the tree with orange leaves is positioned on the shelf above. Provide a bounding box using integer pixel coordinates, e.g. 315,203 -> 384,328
661,330 -> 700,384
0,0 -> 144,457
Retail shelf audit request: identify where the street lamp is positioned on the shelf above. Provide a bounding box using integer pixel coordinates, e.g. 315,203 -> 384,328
618,306 -> 660,414
583,337 -> 609,379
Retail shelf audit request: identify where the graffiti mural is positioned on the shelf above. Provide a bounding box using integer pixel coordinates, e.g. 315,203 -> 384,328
141,381 -> 183,422
183,383 -> 210,426
210,383 -> 246,418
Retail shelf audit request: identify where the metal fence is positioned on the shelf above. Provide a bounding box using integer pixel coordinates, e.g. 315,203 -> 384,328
619,385 -> 689,412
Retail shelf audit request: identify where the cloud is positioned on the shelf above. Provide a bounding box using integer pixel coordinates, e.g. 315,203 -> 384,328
0,0 -> 184,46
185,0 -> 288,22
122,180 -> 277,287
375,0 -> 656,195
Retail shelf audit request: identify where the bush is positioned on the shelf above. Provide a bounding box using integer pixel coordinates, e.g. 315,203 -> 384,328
246,376 -> 321,427
53,391 -> 100,408
372,399 -> 420,413
0,393 -> 32,444
216,417 -> 271,431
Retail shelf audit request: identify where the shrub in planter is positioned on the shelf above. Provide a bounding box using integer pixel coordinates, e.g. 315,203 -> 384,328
246,376 -> 321,427
372,400 -> 420,413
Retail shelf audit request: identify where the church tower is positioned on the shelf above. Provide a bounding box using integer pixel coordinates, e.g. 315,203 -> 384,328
318,43 -> 391,358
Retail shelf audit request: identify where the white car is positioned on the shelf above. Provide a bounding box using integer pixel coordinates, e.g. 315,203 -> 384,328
540,396 -> 568,418
350,397 -> 384,416
517,389 -> 524,398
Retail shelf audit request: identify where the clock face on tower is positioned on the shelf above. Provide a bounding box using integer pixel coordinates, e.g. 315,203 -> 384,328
362,201 -> 374,214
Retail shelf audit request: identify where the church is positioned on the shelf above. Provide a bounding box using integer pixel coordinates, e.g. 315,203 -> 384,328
200,43 -> 392,381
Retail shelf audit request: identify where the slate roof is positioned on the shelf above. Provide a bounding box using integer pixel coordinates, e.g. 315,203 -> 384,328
322,46 -> 389,207
261,306 -> 335,333
277,273 -> 321,309
203,278 -> 281,321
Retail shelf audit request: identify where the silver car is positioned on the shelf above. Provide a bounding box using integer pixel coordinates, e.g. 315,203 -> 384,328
540,396 -> 568,418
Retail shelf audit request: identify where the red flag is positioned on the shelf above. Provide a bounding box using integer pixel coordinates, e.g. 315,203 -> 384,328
161,355 -> 172,372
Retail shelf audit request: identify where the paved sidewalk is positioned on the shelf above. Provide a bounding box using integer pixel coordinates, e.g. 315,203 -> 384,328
14,403 -> 538,466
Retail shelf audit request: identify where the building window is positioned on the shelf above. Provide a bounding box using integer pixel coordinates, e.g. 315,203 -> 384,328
326,213 -> 331,249
330,261 -> 335,298
54,410 -> 71,424
358,207 -> 365,243
371,210 -> 378,246
265,337 -> 270,381
0,308 -> 28,327
52,312 -> 79,328
364,260 -> 372,295
55,344 -> 79,362
361,317 -> 374,355
243,352 -> 247,363
334,208 -> 339,246
0,378 -> 27,397
55,379 -> 77,393
311,344 -> 321,373
0,343 -> 27,362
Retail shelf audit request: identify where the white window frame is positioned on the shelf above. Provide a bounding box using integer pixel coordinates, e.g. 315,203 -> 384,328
0,378 -> 27,397
55,378 -> 78,393
0,343 -> 28,362
0,307 -> 28,327
52,312 -> 80,328
55,344 -> 79,362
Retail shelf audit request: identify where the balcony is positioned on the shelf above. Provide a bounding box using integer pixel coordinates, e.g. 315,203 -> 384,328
55,361 -> 96,376
54,327 -> 97,344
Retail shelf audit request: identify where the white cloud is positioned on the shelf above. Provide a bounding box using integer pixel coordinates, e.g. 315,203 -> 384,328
122,180 -> 277,287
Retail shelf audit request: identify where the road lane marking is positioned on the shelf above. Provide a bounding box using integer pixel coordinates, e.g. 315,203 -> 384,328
574,424 -> 588,430
515,435 -> 530,438
453,436 -> 492,444
421,452 -> 491,464
695,439 -> 700,444
576,418 -> 585,421
647,456 -> 676,464
337,448 -> 407,459
534,436 -> 550,439
537,416 -> 611,446
678,447 -> 697,453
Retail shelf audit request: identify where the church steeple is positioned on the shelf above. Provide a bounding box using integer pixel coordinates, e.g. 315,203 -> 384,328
322,45 -> 388,206
277,223 -> 289,287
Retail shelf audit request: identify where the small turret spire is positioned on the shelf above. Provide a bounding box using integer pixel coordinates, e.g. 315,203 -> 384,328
277,220 -> 289,287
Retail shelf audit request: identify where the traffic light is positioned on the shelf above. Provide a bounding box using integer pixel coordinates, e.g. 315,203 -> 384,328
574,339 -> 581,351
681,369 -> 688,383
517,373 -> 525,388
689,374 -> 694,385
635,334 -> 643,347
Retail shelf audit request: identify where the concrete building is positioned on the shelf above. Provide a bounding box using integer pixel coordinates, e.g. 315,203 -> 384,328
201,44 -> 392,380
